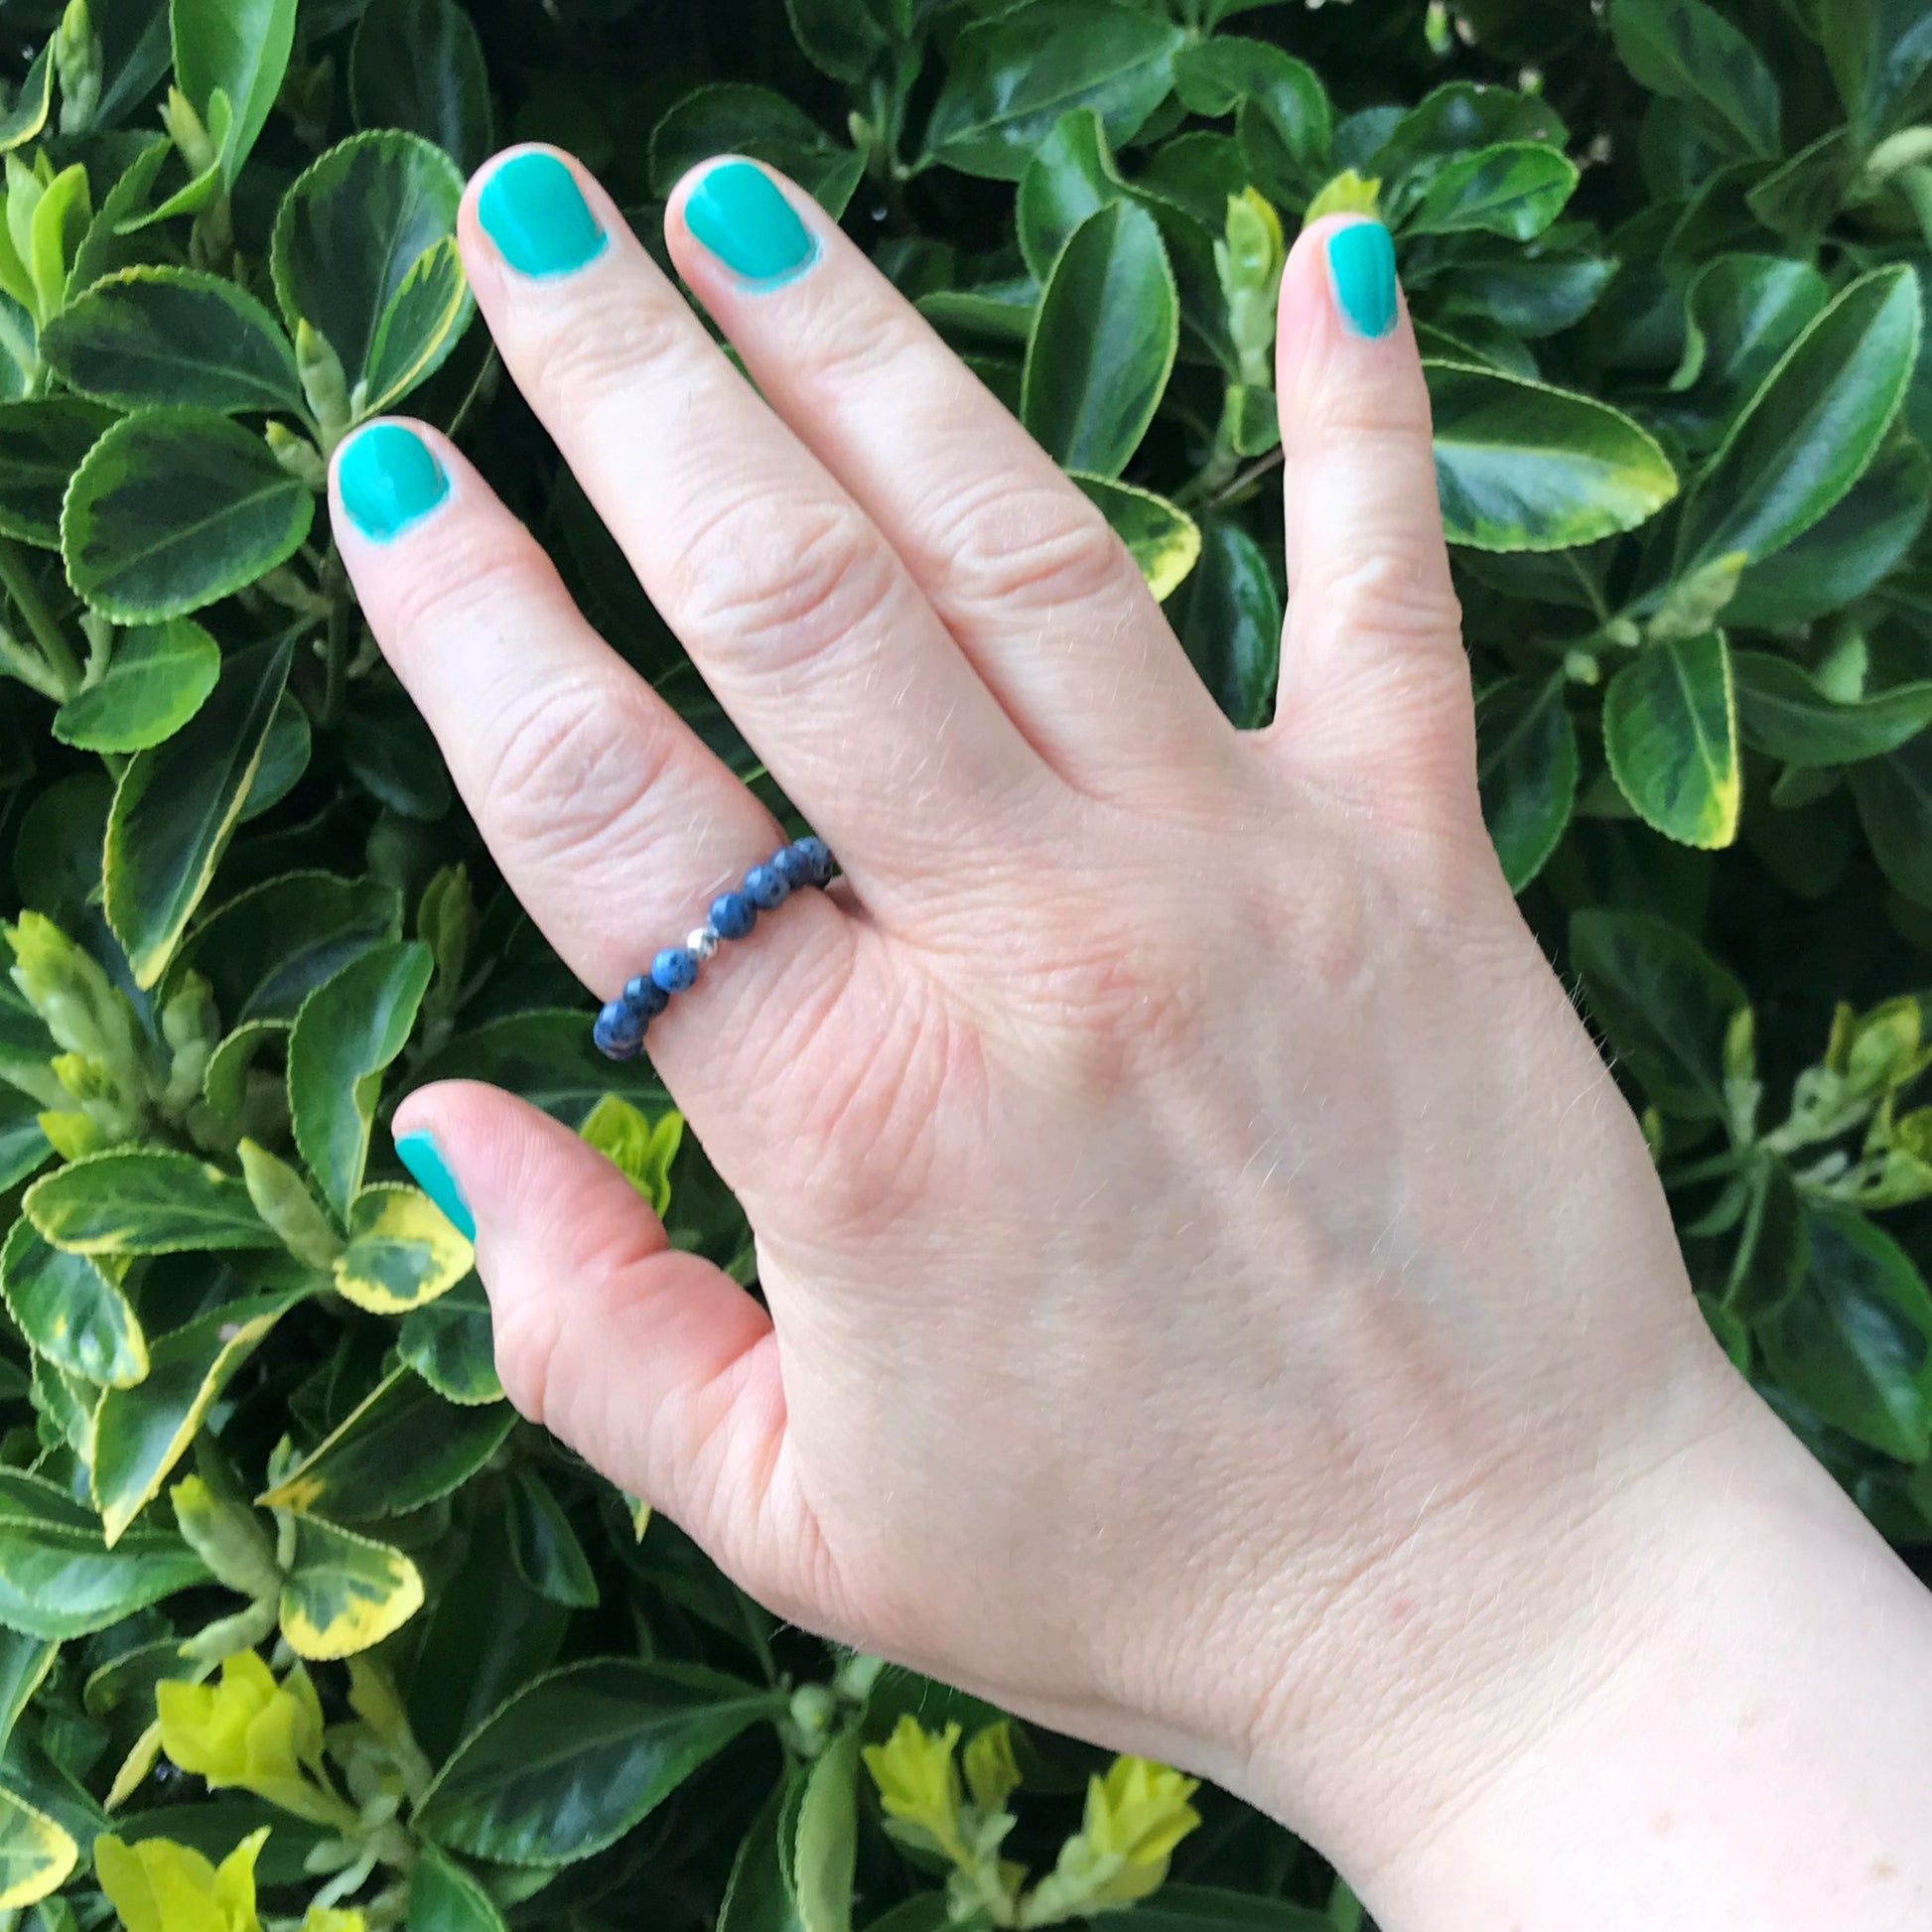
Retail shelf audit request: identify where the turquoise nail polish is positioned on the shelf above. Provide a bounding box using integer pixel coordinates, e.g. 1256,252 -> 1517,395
684,159 -> 816,287
477,151 -> 608,278
337,425 -> 449,542
1327,221 -> 1399,340
395,1129 -> 477,1241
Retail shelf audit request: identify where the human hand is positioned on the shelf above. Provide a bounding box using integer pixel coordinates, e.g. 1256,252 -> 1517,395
333,150 -> 1783,1888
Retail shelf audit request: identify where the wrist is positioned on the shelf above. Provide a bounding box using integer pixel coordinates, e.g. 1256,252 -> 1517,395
1252,1384 -> 1932,1929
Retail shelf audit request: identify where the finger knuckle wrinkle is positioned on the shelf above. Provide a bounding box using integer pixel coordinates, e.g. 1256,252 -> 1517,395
493,1296 -> 562,1429
676,496 -> 900,666
535,296 -> 697,411
1318,546 -> 1462,645
485,679 -> 676,865
386,526 -> 536,643
943,483 -> 1131,615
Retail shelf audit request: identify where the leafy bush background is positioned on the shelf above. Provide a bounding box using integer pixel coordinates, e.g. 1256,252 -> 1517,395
0,0 -> 1930,1926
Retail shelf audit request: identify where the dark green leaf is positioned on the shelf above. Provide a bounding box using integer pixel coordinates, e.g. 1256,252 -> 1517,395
24,1148 -> 273,1256
1823,0 -> 1932,142
0,401 -> 114,549
171,0 -> 297,180
1608,0 -> 1781,158
650,86 -> 865,218
0,1218 -> 147,1389
396,1278 -> 501,1407
350,0 -> 495,175
922,2 -> 1184,181
415,1659 -> 779,1865
408,1012 -> 668,1126
1602,632 -> 1741,850
407,1845 -> 510,1932
1851,732 -> 1932,905
62,409 -> 315,622
102,633 -> 294,986
1096,1889 -> 1332,1932
506,1469 -> 600,1608
1172,517 -> 1280,729
1022,202 -> 1175,479
1733,652 -> 1932,766
1475,673 -> 1579,891
1407,143 -> 1578,241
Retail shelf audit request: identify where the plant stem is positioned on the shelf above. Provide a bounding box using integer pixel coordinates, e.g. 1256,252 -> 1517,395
320,548 -> 351,728
0,537 -> 82,695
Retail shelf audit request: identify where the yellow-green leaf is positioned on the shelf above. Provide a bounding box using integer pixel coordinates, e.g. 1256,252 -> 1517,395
1069,474 -> 1200,602
332,1184 -> 473,1314
278,1514 -> 425,1660
0,1785 -> 75,1909
1602,632 -> 1741,850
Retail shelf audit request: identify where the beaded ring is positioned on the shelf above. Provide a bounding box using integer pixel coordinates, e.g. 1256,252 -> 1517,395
591,835 -> 838,1060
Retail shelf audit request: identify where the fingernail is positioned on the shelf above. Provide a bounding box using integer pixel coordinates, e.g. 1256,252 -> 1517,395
395,1129 -> 477,1241
1327,221 -> 1399,340
477,150 -> 608,278
684,159 -> 816,287
337,424 -> 450,542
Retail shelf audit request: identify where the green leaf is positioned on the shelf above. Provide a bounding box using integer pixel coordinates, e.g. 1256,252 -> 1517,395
91,1291 -> 297,1544
332,1183 -> 473,1313
259,1366 -> 513,1520
407,1845 -> 509,1932
62,407 -> 315,621
1851,731 -> 1932,906
51,620 -> 220,755
1172,38 -> 1329,187
360,232 -> 473,418
271,130 -> 467,403
349,0 -> 494,175
1426,361 -> 1680,551
1608,0 -> 1781,158
1602,632 -> 1741,850
40,267 -> 301,415
288,940 -> 434,1221
0,48 -> 54,156
506,1470 -> 600,1608
785,0 -> 895,85
1172,516 -> 1280,730
650,85 -> 865,218
1759,1206 -> 1932,1461
720,1782 -> 805,1932
397,1279 -> 501,1407
171,0 -> 298,181
279,1512 -> 425,1660
1823,0 -> 1932,142
0,1783 -> 76,1909
1406,143 -> 1578,240
1475,673 -> 1579,892
1733,651 -> 1932,765
1069,475 -> 1199,602
1725,435 -> 1930,628
922,2 -> 1184,181
0,1217 -> 147,1389
24,1148 -> 273,1255
177,871 -> 403,1027
1571,908 -> 1750,1120
1676,268 -> 1923,580
415,1660 -> 780,1866
1094,1888 -> 1332,1932
102,633 -> 294,987
0,1469 -> 207,1639
1670,254 -> 1828,405
0,401 -> 114,549
792,1725 -> 861,1932
1022,202 -> 1175,480
1017,106 -> 1131,284
578,1095 -> 682,1218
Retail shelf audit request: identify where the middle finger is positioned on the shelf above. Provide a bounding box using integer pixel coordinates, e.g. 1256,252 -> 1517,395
459,147 -> 1058,906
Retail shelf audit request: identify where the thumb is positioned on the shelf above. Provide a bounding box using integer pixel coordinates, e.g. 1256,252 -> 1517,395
1266,213 -> 1474,822
391,1081 -> 797,1600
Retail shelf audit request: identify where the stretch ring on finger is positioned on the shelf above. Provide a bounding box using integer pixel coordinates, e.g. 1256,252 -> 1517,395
592,835 -> 839,1061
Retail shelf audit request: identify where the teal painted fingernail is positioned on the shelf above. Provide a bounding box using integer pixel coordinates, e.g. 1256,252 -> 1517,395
395,1129 -> 477,1241
478,150 -> 608,278
1327,221 -> 1399,340
684,160 -> 816,287
338,424 -> 449,542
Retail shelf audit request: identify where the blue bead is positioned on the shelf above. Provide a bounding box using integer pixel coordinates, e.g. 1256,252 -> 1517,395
744,863 -> 790,909
594,998 -> 645,1059
793,835 -> 834,885
651,946 -> 699,994
623,975 -> 670,1019
710,891 -> 757,940
772,844 -> 813,890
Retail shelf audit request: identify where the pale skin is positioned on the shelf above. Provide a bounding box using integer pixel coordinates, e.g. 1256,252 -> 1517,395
332,150 -> 1932,1928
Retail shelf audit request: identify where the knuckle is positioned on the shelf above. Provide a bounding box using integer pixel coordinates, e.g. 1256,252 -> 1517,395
672,493 -> 902,669
526,293 -> 697,412
940,480 -> 1137,616
1316,545 -> 1463,649
491,1294 -> 562,1431
795,292 -> 906,398
483,676 -> 678,870
383,523 -> 537,647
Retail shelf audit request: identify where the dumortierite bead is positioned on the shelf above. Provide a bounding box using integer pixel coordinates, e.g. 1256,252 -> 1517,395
744,863 -> 790,908
651,947 -> 699,993
594,998 -> 645,1059
622,975 -> 669,1020
593,839 -> 836,1059
793,835 -> 834,884
771,843 -> 814,891
710,891 -> 757,939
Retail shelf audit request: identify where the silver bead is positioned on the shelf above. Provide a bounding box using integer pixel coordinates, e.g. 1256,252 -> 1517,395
685,924 -> 720,962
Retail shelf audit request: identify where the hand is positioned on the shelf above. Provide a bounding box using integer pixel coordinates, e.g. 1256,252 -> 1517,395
329,151 -> 1914,1912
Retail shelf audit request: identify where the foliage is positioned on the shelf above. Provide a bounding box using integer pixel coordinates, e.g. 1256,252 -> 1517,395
0,0 -> 1926,1926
